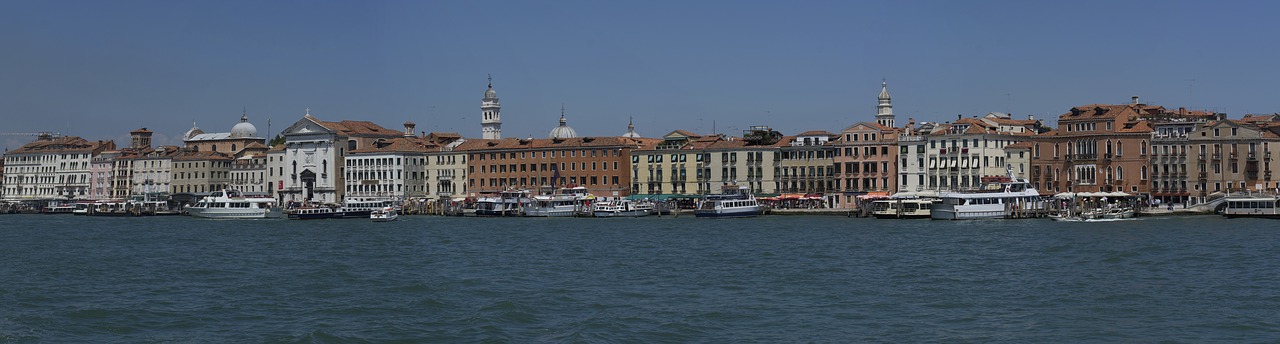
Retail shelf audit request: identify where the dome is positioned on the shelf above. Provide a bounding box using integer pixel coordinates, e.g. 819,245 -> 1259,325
230,114 -> 258,138
484,85 -> 497,99
621,118 -> 641,138
878,81 -> 891,100
549,114 -> 577,139
184,124 -> 205,140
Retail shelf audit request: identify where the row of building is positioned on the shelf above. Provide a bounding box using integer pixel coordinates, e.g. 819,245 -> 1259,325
5,80 -> 1280,208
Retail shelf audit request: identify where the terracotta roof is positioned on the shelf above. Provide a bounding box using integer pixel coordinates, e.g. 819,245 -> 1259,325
796,130 -> 836,137
6,136 -> 110,155
315,119 -> 400,137
670,130 -> 700,138
1005,141 -> 1034,149
242,142 -> 268,150
455,136 -> 661,152
171,150 -> 233,161
348,137 -> 441,154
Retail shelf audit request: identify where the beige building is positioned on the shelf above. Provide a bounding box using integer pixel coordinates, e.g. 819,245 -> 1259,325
170,151 -> 233,195
631,127 -> 783,197
423,132 -> 468,201
1187,118 -> 1280,201
778,131 -> 835,195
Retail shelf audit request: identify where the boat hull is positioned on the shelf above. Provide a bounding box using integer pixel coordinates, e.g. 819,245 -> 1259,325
694,207 -> 760,218
593,210 -> 651,217
188,207 -> 272,219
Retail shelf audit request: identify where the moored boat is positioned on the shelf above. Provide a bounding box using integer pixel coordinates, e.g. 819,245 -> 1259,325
592,199 -> 654,217
187,189 -> 281,219
524,186 -> 593,217
695,184 -> 761,218
1221,195 -> 1280,219
475,189 -> 530,217
931,168 -> 1044,220
870,198 -> 937,219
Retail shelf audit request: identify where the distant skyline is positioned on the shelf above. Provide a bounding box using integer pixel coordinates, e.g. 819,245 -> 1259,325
3,1 -> 1277,150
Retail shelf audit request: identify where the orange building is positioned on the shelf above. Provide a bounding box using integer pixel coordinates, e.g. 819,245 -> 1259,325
458,136 -> 659,198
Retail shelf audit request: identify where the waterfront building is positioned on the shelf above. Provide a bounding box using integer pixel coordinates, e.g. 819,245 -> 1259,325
423,132 -> 468,202
461,135 -> 657,198
265,144 -> 286,201
88,151 -> 118,200
1030,97 -> 1165,195
630,130 -> 709,196
1186,117 -> 1280,202
1148,108 -> 1213,205
1005,141 -> 1033,179
896,118 -> 929,193
130,146 -> 179,198
343,122 -> 437,201
831,122 -> 899,208
275,112 -> 403,203
778,131 -> 835,200
170,150 -> 232,197
228,142 -> 270,195
2,134 -> 113,200
631,128 -> 782,197
481,76 -> 502,140
183,112 -> 267,155
831,82 -> 901,208
919,114 -> 1038,192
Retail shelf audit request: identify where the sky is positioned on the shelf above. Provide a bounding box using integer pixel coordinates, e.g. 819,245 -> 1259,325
2,0 -> 1278,150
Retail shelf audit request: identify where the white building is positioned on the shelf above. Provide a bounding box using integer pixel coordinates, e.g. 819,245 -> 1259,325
276,112 -> 402,203
2,134 -> 111,200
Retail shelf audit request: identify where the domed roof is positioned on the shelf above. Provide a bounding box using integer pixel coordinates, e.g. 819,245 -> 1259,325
549,114 -> 577,139
230,114 -> 258,138
878,81 -> 891,100
484,85 -> 497,99
621,117 -> 641,138
184,122 -> 205,140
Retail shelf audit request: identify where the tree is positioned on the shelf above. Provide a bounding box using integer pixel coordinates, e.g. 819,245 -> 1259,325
269,135 -> 285,146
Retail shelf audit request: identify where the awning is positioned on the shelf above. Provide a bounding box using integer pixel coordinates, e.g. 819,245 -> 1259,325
857,192 -> 890,200
928,160 -> 937,169
961,159 -> 969,169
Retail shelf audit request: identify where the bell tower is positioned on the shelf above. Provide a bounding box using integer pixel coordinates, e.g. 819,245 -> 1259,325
481,74 -> 502,139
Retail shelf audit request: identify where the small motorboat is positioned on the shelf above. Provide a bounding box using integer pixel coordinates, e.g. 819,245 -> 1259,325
370,206 -> 399,222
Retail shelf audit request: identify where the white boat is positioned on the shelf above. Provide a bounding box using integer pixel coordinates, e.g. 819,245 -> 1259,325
592,199 -> 654,217
475,189 -> 530,216
286,197 -> 395,220
524,186 -> 594,217
695,184 -> 761,218
1221,195 -> 1280,219
870,198 -> 937,219
187,189 -> 281,219
931,167 -> 1044,220
370,206 -> 399,222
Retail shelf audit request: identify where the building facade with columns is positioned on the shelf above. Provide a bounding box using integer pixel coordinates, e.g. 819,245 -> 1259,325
275,113 -> 403,204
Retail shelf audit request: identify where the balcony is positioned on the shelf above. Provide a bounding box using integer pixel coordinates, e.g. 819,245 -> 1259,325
1248,152 -> 1257,161
1211,153 -> 1221,161
1103,153 -> 1113,161
1198,172 -> 1207,180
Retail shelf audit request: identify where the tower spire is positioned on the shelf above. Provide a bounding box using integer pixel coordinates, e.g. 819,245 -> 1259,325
876,80 -> 895,127
481,75 -> 502,139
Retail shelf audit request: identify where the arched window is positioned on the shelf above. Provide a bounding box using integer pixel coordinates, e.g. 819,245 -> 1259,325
1116,141 -> 1124,156
1141,166 -> 1148,180
232,144 -> 237,152
348,140 -> 357,151
1117,166 -> 1124,180
1106,140 -> 1113,156
212,144 -> 218,152
1141,140 -> 1148,155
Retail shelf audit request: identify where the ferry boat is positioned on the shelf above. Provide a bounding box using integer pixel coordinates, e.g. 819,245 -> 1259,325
370,206 -> 399,222
475,189 -> 530,216
695,184 -> 761,218
187,189 -> 281,219
524,186 -> 594,217
931,168 -> 1044,220
592,199 -> 654,217
1221,195 -> 1280,219
870,198 -> 938,219
286,197 -> 395,220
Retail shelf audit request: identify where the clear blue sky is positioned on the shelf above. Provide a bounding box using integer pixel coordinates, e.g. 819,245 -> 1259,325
2,0 -> 1275,149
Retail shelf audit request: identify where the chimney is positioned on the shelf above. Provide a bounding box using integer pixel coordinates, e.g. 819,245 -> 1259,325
1179,107 -> 1186,116
1132,96 -> 1140,105
403,121 -> 416,137
1028,115 -> 1036,121
957,114 -> 962,120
